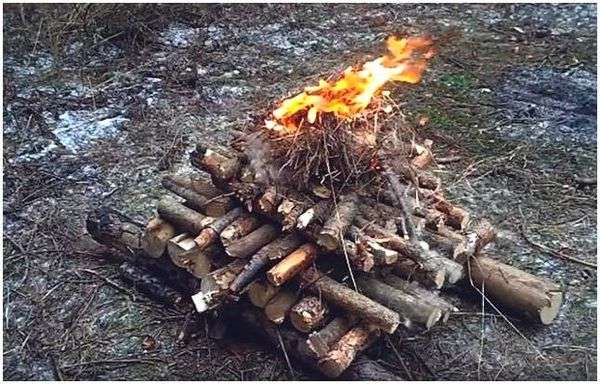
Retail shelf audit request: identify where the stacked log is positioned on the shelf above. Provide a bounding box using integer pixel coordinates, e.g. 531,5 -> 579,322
84,138 -> 563,379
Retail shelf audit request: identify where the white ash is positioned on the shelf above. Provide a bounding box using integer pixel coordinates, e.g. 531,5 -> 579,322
52,109 -> 129,152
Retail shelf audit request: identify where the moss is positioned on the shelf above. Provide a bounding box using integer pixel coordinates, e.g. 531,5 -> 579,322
439,72 -> 475,91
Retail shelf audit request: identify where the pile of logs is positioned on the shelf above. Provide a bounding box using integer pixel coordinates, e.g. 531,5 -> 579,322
86,138 -> 563,379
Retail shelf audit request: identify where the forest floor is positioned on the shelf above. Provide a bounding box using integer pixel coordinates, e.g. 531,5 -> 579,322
3,3 -> 597,380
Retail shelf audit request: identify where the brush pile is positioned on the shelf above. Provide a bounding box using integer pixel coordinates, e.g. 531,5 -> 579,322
86,35 -> 563,379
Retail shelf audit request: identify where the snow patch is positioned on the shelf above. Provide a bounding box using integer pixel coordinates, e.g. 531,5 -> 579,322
160,25 -> 200,48
53,109 -> 129,152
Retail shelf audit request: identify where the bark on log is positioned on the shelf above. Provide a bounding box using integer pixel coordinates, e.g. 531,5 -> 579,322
267,243 -> 318,286
356,275 -> 442,329
119,262 -> 190,310
307,317 -> 357,358
194,207 -> 244,250
247,279 -> 281,308
347,226 -> 398,266
290,296 -> 329,333
236,306 -> 401,380
433,198 -> 470,230
230,232 -> 304,292
300,269 -> 400,334
317,193 -> 359,251
162,174 -> 234,216
318,325 -> 380,378
157,196 -> 213,234
383,274 -> 457,322
220,215 -> 261,248
342,239 -> 375,272
468,256 -> 563,324
454,219 -> 497,263
179,174 -> 236,216
225,224 -> 280,259
191,259 -> 246,313
141,217 -> 176,258
393,257 -> 445,289
264,289 -> 298,324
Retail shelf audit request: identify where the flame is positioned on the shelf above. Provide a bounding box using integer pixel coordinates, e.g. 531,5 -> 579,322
266,36 -> 435,133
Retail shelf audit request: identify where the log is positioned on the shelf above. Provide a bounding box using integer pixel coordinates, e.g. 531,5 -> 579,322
256,186 -> 282,215
230,232 -> 304,292
86,208 -> 201,294
393,257 -> 445,289
355,217 -> 464,287
267,243 -> 318,286
342,239 -> 375,272
141,217 -> 176,258
230,181 -> 265,212
383,274 -> 457,322
278,196 -> 311,231
297,200 -> 332,230
220,215 -> 261,247
433,198 -> 470,230
356,275 -> 442,329
194,207 -> 244,249
167,233 -> 197,267
157,196 -> 213,234
290,296 -> 329,333
185,246 -> 214,278
119,262 -> 190,310
347,226 -> 398,266
318,325 -> 380,378
317,193 -> 359,251
300,269 -> 400,334
454,219 -> 497,263
410,141 -> 433,169
225,224 -> 280,259
191,145 -> 242,186
191,259 -> 246,313
236,306 -> 401,380
468,256 -> 563,325
264,289 -> 298,324
307,317 -> 357,358
247,279 -> 281,308
183,173 -> 236,216
162,175 -> 219,214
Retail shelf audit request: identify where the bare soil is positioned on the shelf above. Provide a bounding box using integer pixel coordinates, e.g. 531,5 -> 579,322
3,3 -> 596,380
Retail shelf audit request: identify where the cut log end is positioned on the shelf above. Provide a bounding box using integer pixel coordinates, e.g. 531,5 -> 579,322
539,291 -> 563,325
141,217 -> 176,258
289,296 -> 329,333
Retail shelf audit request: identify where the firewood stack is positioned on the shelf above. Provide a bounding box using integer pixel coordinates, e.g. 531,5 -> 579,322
86,35 -> 563,379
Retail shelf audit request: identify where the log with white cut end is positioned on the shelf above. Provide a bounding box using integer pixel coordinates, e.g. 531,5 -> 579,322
300,269 -> 400,334
194,207 -> 244,250
230,232 -> 303,292
383,274 -> 457,322
264,289 -> 298,324
191,145 -> 243,186
356,275 -> 442,329
168,233 -> 198,267
317,193 -> 358,251
290,296 -> 329,333
297,200 -> 332,230
141,217 -> 176,258
191,259 -> 246,313
225,224 -> 280,258
307,317 -> 357,358
454,219 -> 497,263
267,243 -> 318,286
247,279 -> 281,308
220,215 -> 261,247
157,196 -> 213,234
318,325 -> 380,378
468,256 -> 563,325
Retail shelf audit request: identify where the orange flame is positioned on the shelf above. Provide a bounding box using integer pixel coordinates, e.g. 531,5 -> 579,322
266,36 -> 435,133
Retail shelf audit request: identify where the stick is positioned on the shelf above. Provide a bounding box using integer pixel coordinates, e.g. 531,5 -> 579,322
267,243 -> 319,286
225,224 -> 280,259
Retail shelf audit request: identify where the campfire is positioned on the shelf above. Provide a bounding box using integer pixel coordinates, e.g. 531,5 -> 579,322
87,35 -> 563,379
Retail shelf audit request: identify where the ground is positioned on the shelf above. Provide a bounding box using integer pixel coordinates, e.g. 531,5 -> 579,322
2,3 -> 597,380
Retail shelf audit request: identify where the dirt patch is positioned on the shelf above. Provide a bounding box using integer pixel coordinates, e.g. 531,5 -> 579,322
3,3 -> 596,380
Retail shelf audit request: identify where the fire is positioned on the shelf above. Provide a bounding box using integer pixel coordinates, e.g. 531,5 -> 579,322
266,35 -> 435,133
